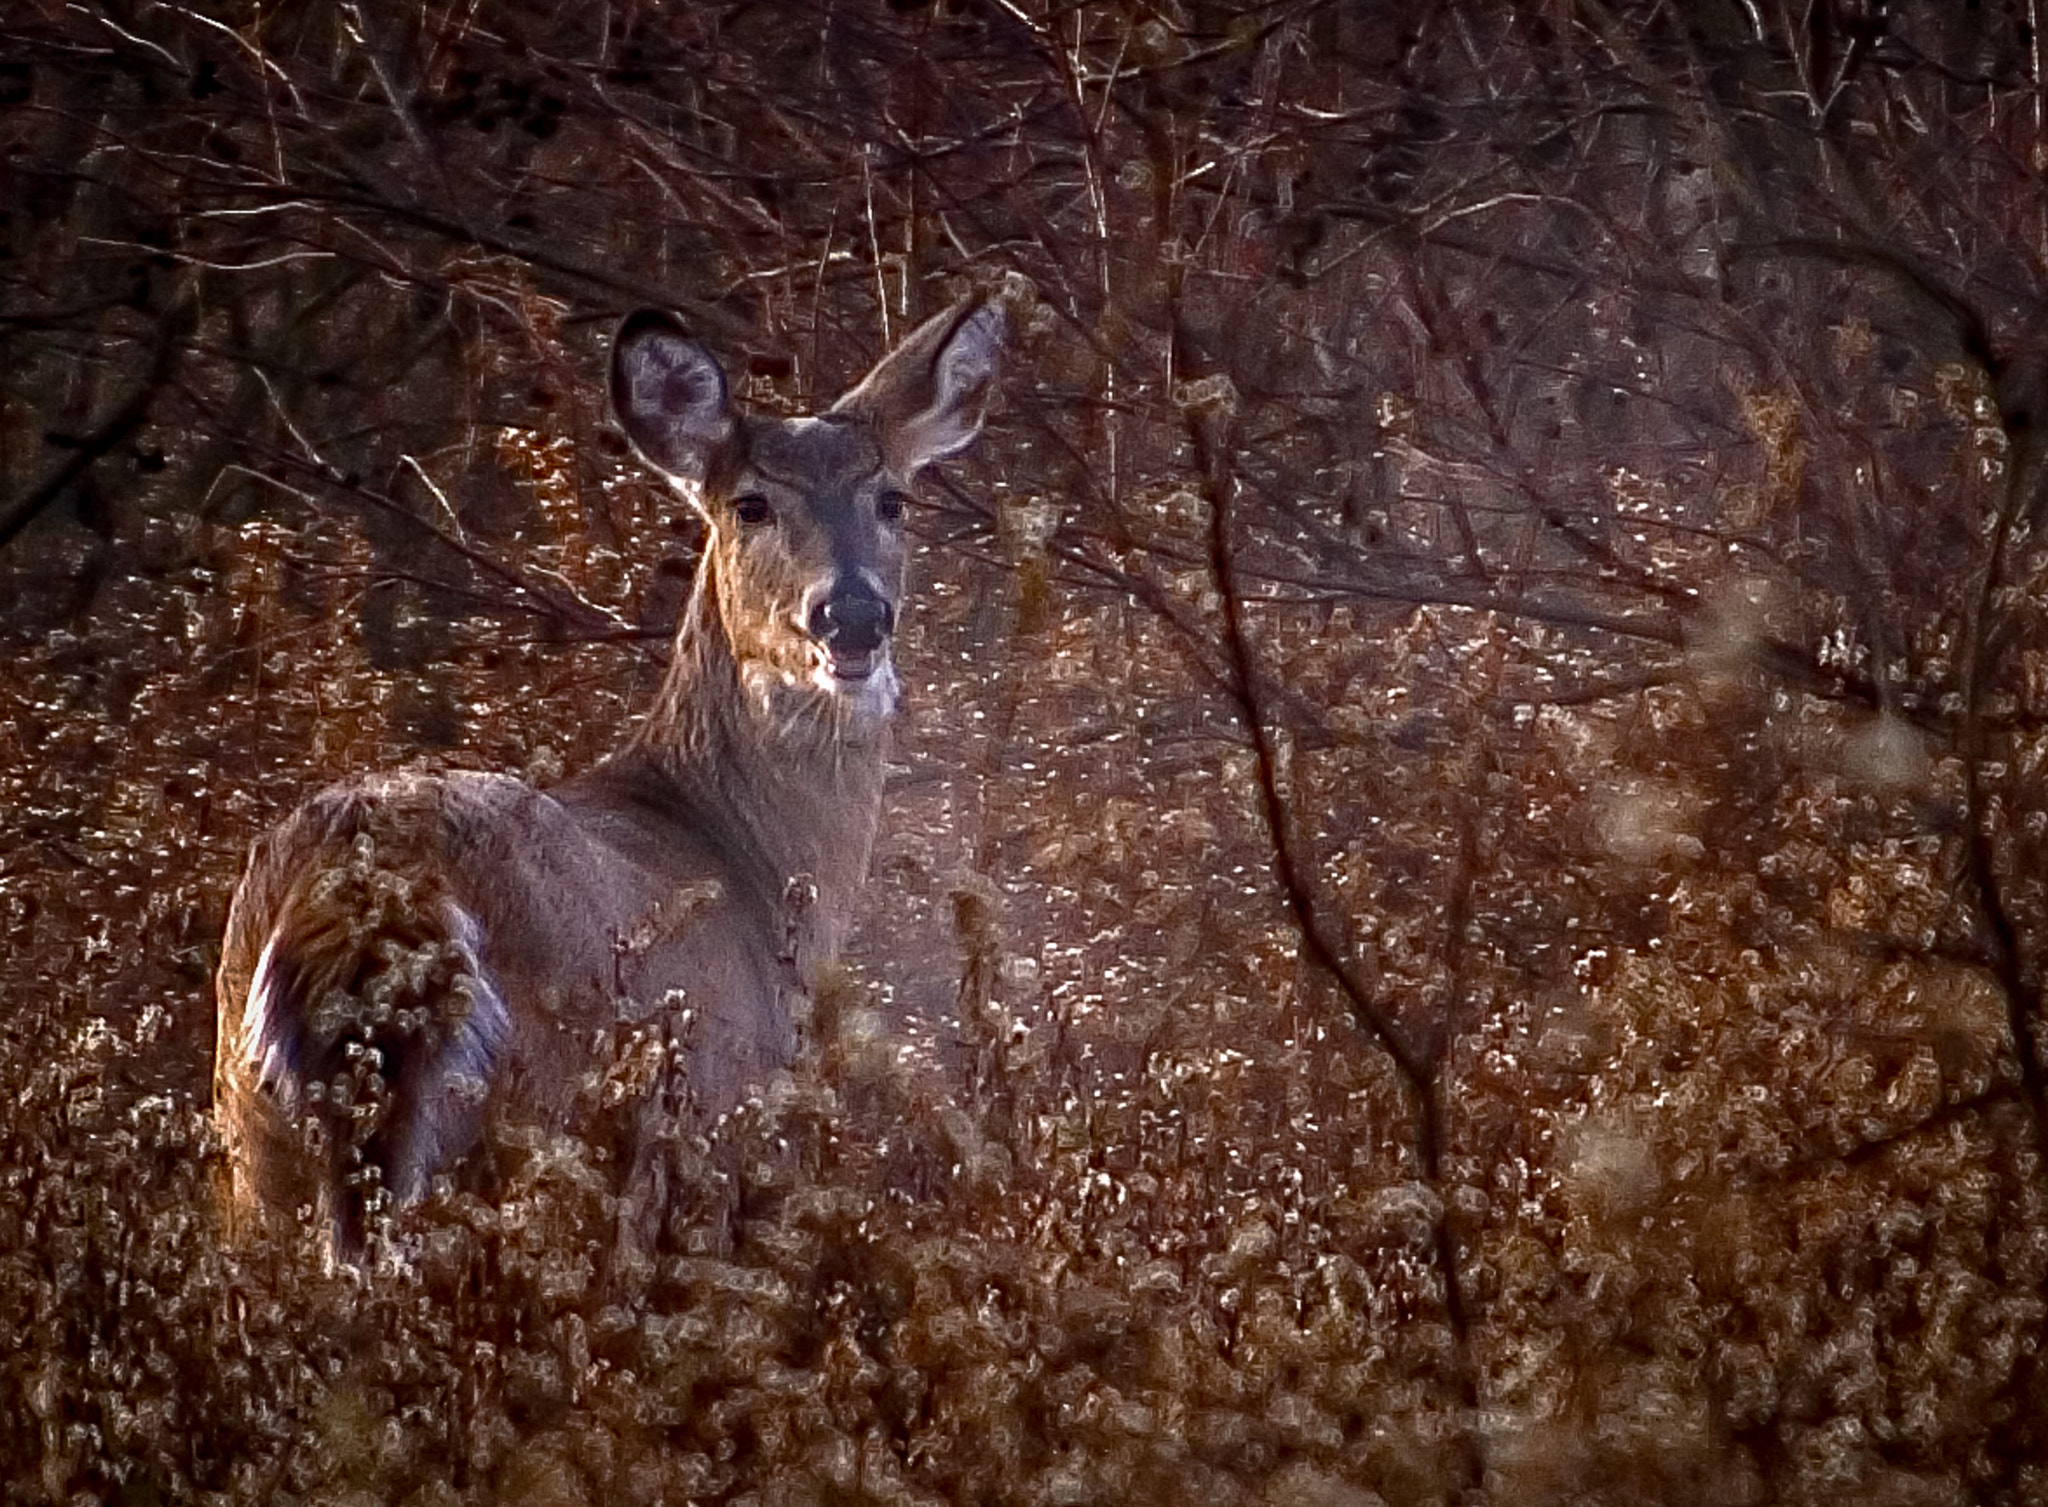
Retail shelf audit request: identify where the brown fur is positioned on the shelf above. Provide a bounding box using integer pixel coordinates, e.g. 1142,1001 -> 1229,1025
215,298 -> 1006,1258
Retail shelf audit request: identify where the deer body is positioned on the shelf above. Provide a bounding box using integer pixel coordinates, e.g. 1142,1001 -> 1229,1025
215,297 -> 1005,1255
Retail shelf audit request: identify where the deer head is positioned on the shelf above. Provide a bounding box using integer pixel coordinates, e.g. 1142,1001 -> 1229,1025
610,298 -> 1006,723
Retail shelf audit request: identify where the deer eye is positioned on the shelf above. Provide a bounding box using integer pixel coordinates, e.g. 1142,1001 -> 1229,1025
876,490 -> 909,524
732,493 -> 774,527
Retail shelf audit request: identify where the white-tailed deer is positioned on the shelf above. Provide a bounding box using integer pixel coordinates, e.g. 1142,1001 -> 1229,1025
215,296 -> 1006,1257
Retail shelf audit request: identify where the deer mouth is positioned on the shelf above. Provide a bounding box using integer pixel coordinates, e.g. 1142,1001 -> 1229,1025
804,581 -> 896,690
818,643 -> 884,682
803,639 -> 900,717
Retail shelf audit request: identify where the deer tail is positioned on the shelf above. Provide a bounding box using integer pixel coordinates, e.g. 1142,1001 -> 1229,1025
228,869 -> 511,1257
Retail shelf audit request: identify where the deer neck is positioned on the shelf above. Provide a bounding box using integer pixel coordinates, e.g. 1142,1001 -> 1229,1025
617,550 -> 891,955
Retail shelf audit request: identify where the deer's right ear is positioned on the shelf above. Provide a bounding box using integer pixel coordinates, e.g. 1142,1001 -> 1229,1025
611,310 -> 734,484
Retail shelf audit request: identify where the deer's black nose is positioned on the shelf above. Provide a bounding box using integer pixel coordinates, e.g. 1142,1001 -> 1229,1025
807,585 -> 894,655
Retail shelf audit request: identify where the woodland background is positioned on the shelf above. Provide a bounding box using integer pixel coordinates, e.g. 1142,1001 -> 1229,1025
4,2 -> 2048,1503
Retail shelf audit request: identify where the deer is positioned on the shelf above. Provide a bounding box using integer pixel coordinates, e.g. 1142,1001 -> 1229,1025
214,293 -> 1007,1260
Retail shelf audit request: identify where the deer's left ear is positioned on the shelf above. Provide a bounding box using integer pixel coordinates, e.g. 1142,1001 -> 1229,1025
835,299 -> 1006,474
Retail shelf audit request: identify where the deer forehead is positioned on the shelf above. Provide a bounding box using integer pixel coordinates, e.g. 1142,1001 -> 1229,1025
737,414 -> 888,499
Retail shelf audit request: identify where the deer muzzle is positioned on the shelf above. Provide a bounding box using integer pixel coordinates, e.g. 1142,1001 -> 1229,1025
805,578 -> 896,681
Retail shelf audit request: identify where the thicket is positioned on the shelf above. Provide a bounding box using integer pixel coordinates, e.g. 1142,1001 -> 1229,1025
5,3 -> 2048,1503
